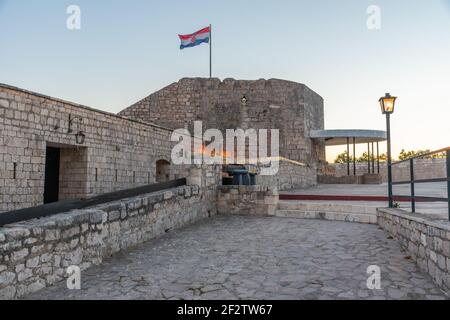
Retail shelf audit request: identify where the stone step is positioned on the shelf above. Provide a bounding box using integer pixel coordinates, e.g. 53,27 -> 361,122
277,201 -> 378,215
274,209 -> 377,224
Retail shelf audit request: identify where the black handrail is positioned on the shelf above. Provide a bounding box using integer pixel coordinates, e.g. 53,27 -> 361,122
0,178 -> 187,227
390,147 -> 450,220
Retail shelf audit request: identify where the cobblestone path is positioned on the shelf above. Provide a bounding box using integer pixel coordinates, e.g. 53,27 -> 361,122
25,216 -> 448,300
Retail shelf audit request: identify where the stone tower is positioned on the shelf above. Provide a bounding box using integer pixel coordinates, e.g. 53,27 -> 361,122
119,78 -> 325,165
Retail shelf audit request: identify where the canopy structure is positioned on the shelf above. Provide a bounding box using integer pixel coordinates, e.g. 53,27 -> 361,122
310,129 -> 387,176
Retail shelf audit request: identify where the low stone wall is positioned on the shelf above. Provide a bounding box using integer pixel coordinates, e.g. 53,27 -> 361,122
0,184 -> 215,300
257,161 -> 317,191
377,208 -> 450,293
318,174 -> 382,185
331,158 -> 446,183
217,185 -> 279,216
318,175 -> 364,184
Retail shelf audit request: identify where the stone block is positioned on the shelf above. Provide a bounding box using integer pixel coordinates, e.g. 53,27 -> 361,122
0,271 -> 16,286
62,226 -> 80,239
26,256 -> 40,269
11,248 -> 29,262
437,254 -> 447,270
0,286 -> 16,300
163,191 -> 174,200
88,210 -> 103,224
4,227 -> 30,241
45,229 -> 60,241
108,210 -> 121,222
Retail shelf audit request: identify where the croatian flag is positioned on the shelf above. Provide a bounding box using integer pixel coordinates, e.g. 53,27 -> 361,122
178,26 -> 211,50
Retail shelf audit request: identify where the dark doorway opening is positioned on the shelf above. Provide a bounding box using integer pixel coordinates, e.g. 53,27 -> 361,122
44,147 -> 60,204
156,159 -> 170,183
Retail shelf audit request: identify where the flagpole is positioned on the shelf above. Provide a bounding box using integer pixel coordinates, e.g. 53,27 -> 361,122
209,24 -> 212,78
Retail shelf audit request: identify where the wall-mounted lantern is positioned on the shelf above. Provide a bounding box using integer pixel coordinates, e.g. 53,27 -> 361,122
75,131 -> 86,145
241,95 -> 248,106
68,115 -> 85,144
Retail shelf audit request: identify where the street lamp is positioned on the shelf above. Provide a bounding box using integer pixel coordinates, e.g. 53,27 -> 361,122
379,93 -> 397,208
379,93 -> 397,114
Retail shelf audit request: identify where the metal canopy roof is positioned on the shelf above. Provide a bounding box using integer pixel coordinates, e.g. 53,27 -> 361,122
310,129 -> 387,146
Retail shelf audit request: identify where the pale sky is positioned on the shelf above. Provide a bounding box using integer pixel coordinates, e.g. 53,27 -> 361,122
0,0 -> 449,162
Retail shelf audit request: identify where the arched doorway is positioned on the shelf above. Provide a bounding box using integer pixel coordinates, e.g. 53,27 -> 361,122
156,159 -> 171,182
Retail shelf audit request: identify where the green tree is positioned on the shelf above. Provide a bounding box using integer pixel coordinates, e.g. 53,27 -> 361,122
397,149 -> 446,160
334,151 -> 354,164
378,153 -> 388,162
356,152 -> 377,163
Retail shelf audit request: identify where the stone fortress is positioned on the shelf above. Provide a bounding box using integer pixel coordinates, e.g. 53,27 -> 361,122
2,79 -> 450,299
120,78 -> 325,166
0,78 -> 325,213
0,78 -> 326,298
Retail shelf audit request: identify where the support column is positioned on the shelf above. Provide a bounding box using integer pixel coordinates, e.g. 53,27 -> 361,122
347,137 -> 350,176
372,142 -> 375,174
377,142 -> 380,174
353,138 -> 356,176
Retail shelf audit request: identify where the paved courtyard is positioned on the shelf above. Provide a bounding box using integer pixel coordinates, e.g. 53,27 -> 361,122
282,183 -> 449,217
25,216 -> 448,300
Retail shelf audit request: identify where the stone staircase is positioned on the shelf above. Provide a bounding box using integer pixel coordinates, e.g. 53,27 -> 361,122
274,200 -> 378,224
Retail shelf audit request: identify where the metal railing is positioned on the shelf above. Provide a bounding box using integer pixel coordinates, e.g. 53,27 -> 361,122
0,178 -> 187,227
390,147 -> 450,220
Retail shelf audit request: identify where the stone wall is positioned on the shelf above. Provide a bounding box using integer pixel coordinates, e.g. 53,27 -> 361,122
0,162 -> 220,300
119,78 -> 326,166
331,158 -> 447,183
318,174 -> 382,185
0,84 -> 189,213
217,185 -> 279,216
257,160 -> 317,190
377,208 -> 450,293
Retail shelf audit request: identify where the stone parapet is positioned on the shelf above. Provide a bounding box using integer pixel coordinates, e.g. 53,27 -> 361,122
217,185 -> 279,216
377,208 -> 450,294
257,160 -> 317,191
0,184 -> 215,300
331,158 -> 446,183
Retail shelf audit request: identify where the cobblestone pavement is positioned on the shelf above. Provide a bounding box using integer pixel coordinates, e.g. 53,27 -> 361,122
25,216 -> 448,300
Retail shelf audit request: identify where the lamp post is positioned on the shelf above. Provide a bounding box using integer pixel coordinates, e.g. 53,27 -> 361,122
379,93 -> 397,208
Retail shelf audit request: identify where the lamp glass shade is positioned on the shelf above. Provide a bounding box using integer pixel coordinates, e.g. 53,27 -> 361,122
379,94 -> 396,114
75,131 -> 86,145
